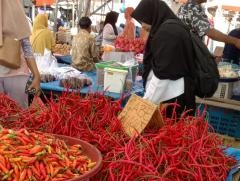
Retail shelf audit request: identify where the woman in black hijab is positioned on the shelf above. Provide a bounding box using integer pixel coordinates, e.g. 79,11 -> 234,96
102,11 -> 119,46
132,0 -> 196,116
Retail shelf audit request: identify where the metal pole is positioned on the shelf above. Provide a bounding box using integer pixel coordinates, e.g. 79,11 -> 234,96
90,0 -> 112,16
72,3 -> 75,27
54,0 -> 59,32
44,3 -> 47,12
32,5 -> 36,22
84,0 -> 92,16
77,0 -> 83,19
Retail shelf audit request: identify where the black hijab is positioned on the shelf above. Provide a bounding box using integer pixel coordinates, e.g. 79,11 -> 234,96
104,11 -> 119,36
132,0 -> 189,88
132,0 -> 177,38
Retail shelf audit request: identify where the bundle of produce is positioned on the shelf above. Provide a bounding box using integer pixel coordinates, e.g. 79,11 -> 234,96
0,94 -> 21,118
40,74 -> 56,83
0,127 -> 96,181
52,43 -> 71,56
115,37 -> 145,54
58,27 -> 68,32
59,76 -> 92,89
0,94 -> 237,181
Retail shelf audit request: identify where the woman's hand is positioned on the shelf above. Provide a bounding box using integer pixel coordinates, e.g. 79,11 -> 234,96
28,76 -> 41,96
26,58 -> 41,96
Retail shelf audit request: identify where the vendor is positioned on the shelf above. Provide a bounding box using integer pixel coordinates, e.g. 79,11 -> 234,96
71,17 -> 99,72
121,7 -> 136,40
30,14 -> 55,55
102,11 -> 119,46
222,28 -> 240,65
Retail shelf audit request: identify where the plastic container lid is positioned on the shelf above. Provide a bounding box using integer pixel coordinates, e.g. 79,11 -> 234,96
104,67 -> 128,74
95,61 -> 138,71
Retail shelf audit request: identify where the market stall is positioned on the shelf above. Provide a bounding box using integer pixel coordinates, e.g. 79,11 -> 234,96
1,1 -> 240,180
0,92 -> 240,180
40,69 -> 144,99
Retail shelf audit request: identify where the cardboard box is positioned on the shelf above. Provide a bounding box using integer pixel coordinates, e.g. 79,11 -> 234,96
118,94 -> 164,137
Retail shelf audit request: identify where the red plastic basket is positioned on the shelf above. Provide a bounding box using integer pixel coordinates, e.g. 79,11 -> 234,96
55,135 -> 103,181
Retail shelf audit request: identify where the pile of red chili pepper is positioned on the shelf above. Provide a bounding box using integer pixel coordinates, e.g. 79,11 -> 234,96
0,93 -> 237,181
0,127 -> 96,181
104,117 -> 236,181
0,93 -> 126,153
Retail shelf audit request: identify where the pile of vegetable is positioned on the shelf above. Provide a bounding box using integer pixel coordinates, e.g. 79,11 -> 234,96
105,117 -> 236,181
52,44 -> 71,56
0,127 -> 96,181
0,93 -> 125,154
0,93 -> 237,181
115,37 -> 145,54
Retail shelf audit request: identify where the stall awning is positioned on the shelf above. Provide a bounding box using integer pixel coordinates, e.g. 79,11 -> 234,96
222,5 -> 240,12
36,0 -> 55,6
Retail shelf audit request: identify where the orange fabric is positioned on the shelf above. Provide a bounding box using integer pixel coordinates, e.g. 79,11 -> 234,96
140,28 -> 149,42
36,0 -> 55,6
122,7 -> 136,39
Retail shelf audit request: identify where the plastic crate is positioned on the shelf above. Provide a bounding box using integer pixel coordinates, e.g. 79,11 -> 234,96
198,105 -> 240,138
95,61 -> 138,86
213,82 -> 233,99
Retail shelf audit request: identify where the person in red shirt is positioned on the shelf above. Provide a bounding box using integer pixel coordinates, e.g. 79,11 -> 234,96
121,7 -> 136,40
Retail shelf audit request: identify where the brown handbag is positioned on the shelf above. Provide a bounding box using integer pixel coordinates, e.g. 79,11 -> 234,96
0,37 -> 21,69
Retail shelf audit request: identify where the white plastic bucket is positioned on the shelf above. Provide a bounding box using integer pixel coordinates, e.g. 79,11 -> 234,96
104,68 -> 128,93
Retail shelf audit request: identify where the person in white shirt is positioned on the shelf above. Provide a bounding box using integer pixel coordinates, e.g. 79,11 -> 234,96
102,11 -> 119,46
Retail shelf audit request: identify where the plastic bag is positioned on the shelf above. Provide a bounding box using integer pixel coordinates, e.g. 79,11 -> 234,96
34,49 -> 59,83
35,49 -> 58,73
102,52 -> 134,62
52,66 -> 81,80
117,58 -> 139,91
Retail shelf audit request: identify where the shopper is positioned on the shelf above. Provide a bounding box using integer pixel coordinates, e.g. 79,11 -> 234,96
0,0 -> 41,108
102,11 -> 119,46
121,7 -> 136,40
178,0 -> 240,49
132,0 -> 196,116
71,17 -> 99,71
222,28 -> 240,65
30,14 -> 55,55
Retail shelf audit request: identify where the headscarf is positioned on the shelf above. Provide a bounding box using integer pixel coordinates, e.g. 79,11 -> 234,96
131,0 -> 182,87
122,7 -> 135,39
0,0 -> 31,46
125,7 -> 134,20
104,11 -> 119,35
131,0 -> 177,38
30,14 -> 55,55
32,14 -> 48,34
